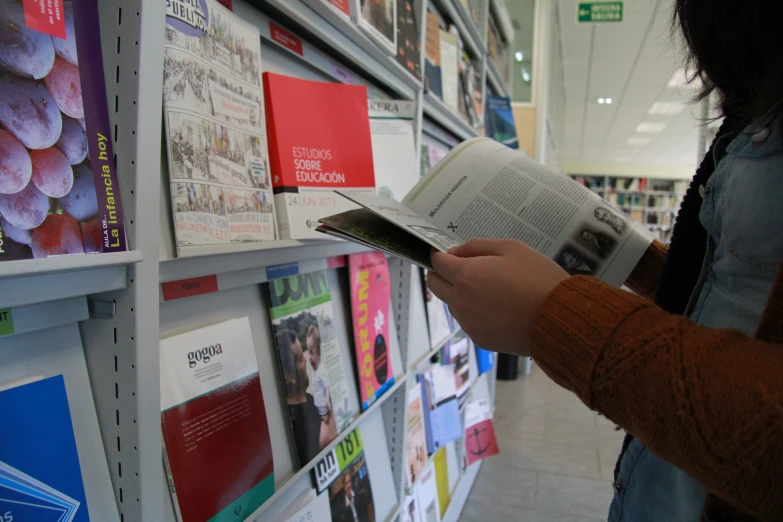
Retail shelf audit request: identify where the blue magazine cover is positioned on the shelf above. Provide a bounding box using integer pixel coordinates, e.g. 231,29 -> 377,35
0,376 -> 88,522
475,346 -> 496,375
485,95 -> 519,149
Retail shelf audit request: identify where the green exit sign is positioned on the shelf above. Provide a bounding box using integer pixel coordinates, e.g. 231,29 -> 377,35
578,1 -> 623,23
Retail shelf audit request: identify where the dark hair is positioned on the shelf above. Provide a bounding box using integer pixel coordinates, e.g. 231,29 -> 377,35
674,0 -> 783,127
276,329 -> 299,396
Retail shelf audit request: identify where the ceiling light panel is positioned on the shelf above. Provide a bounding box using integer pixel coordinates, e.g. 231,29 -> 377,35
648,102 -> 686,115
636,122 -> 667,133
627,136 -> 652,146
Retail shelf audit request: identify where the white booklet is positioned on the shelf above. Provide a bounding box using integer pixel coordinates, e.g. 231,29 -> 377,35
318,138 -> 653,287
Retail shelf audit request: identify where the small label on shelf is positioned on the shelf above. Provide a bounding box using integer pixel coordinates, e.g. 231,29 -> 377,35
269,21 -> 303,56
22,0 -> 66,38
161,275 -> 219,301
266,262 -> 299,281
0,308 -> 13,336
327,255 -> 346,269
330,63 -> 353,84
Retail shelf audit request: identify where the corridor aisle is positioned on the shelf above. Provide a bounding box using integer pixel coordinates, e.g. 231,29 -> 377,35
460,365 -> 621,521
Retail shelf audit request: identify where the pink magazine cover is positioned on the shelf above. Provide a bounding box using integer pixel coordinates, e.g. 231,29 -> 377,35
349,252 -> 395,410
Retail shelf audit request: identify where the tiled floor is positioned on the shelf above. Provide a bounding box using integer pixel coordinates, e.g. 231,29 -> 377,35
459,364 -> 624,521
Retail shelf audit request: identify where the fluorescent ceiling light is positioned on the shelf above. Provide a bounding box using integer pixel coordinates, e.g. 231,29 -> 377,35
627,136 -> 652,146
515,51 -> 524,62
636,122 -> 667,133
648,101 -> 686,115
605,98 -> 613,104
597,98 -> 605,104
597,97 -> 612,105
667,68 -> 698,89
521,68 -> 530,82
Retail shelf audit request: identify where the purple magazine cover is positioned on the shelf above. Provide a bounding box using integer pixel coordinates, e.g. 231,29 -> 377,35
0,0 -> 127,262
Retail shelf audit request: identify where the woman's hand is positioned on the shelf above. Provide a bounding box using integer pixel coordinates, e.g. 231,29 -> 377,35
429,239 -> 569,356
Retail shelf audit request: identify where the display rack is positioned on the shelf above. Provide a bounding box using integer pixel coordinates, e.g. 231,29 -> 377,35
0,0 -> 513,521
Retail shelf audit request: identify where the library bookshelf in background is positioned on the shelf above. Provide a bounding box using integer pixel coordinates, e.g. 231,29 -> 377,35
572,175 -> 689,244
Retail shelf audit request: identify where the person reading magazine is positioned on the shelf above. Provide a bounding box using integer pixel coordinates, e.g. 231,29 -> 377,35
317,137 -> 653,287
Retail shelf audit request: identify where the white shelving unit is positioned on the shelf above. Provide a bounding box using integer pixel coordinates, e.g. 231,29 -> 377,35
0,1 -> 513,521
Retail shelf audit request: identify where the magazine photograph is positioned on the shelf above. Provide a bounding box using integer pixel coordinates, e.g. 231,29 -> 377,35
0,0 -> 127,261
268,271 -> 358,466
164,0 -> 276,252
327,452 -> 375,522
357,0 -> 397,53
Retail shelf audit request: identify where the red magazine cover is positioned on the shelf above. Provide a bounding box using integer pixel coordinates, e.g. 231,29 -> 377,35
263,73 -> 376,239
0,0 -> 127,261
160,318 -> 274,522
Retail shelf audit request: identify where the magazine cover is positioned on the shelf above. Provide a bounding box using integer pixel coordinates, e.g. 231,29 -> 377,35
0,0 -> 127,261
423,11 -> 442,99
163,0 -> 276,254
442,336 -> 470,398
438,30 -> 459,112
475,345 -> 495,375
396,0 -> 422,79
0,376 -> 89,522
368,99 -> 418,202
160,317 -> 274,522
405,385 -> 427,487
432,447 -> 449,518
402,495 -> 420,522
416,462 -> 440,522
485,95 -> 519,148
263,73 -> 376,239
354,0 -> 397,54
421,270 -> 452,348
349,252 -> 395,410
268,270 -> 357,466
313,429 -> 376,522
463,399 -> 499,466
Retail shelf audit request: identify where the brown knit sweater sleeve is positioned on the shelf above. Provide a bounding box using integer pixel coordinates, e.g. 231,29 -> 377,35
624,239 -> 668,300
530,276 -> 783,520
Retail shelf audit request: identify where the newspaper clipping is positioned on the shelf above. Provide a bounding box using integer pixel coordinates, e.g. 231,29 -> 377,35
164,0 -> 276,251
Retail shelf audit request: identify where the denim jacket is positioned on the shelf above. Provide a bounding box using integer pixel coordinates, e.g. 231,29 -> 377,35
608,113 -> 783,522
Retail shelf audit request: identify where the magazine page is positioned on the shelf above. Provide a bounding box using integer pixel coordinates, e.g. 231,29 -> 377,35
348,252 -> 395,410
332,192 -> 462,253
163,0 -> 276,253
267,271 -> 357,466
403,138 -> 654,287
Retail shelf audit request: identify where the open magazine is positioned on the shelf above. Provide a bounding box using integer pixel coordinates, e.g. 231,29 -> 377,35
317,138 -> 653,287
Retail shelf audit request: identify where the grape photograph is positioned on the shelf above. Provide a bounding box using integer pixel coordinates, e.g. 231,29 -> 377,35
0,0 -> 126,261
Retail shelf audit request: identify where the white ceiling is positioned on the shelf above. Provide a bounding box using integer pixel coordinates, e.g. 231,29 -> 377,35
558,0 -> 705,168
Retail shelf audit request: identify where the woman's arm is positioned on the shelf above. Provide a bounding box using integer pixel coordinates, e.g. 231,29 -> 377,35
623,240 -> 668,299
531,275 -> 783,520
